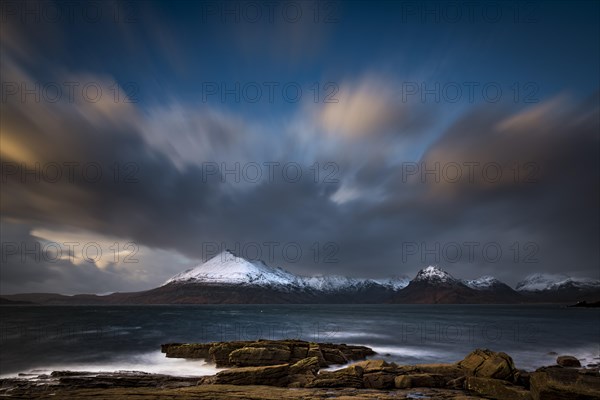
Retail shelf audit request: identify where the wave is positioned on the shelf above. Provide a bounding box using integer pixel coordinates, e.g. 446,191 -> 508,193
0,351 -> 220,379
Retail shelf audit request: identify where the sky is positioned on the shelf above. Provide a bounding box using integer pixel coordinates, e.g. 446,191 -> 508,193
1,0 -> 599,294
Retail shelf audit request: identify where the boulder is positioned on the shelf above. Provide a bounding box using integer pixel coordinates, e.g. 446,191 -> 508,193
363,371 -> 396,389
397,363 -> 465,380
556,355 -> 582,368
465,376 -> 532,400
352,359 -> 398,373
530,366 -> 600,400
289,357 -> 320,375
163,340 -> 375,368
205,364 -> 290,387
458,349 -> 517,381
307,365 -> 364,388
160,343 -> 212,359
229,346 -> 291,367
394,373 -> 448,389
307,342 -> 328,367
320,346 -> 348,365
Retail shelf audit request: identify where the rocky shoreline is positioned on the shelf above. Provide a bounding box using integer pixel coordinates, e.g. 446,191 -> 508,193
1,339 -> 599,399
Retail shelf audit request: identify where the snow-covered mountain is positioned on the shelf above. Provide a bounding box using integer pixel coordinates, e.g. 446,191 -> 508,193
164,250 -> 410,292
164,250 -> 300,288
515,273 -> 600,292
412,265 -> 457,284
464,276 -> 508,290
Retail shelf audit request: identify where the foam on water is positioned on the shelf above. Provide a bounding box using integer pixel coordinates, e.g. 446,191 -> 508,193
0,351 -> 220,379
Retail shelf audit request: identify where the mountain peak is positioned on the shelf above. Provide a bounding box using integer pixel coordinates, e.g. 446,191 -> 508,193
464,275 -> 502,289
516,273 -> 600,292
164,251 -> 298,287
413,266 -> 456,284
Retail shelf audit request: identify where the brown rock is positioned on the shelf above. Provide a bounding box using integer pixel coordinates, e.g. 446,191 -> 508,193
362,371 -> 396,389
530,366 -> 600,400
320,346 -> 348,365
208,364 -> 290,387
352,359 -> 398,373
307,342 -> 328,367
556,355 -> 582,368
308,365 -> 364,388
458,349 -> 517,381
289,357 -> 320,375
465,376 -> 532,400
394,373 -> 448,389
161,343 -> 212,359
229,346 -> 291,367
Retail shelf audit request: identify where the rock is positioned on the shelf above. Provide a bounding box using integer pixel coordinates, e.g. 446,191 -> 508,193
307,342 -> 328,367
208,342 -> 248,367
229,346 -> 291,367
397,363 -> 465,380
556,355 -> 582,368
458,349 -> 517,381
289,357 -> 320,375
530,366 -> 600,400
162,340 -> 374,368
308,365 -> 364,388
514,369 -> 531,389
362,371 -> 396,389
352,359 -> 398,373
446,376 -> 467,389
206,364 -> 290,387
161,343 -> 212,359
320,346 -> 348,365
394,373 -> 448,389
465,376 -> 532,400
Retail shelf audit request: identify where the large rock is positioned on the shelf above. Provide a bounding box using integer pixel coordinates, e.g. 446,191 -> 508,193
160,343 -> 212,359
394,373 -> 448,389
458,349 -> 517,381
307,365 -> 364,388
556,355 -> 582,368
465,376 -> 532,400
163,340 -> 374,368
397,363 -> 465,380
229,346 -> 291,367
203,364 -> 290,387
530,366 -> 600,400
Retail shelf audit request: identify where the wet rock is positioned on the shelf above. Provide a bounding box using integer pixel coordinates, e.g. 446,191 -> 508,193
308,365 -> 364,388
458,349 -> 517,381
530,366 -> 600,400
204,364 -> 290,387
465,376 -> 532,400
556,355 -> 582,368
289,356 -> 320,375
229,346 -> 291,367
394,373 -> 448,389
163,340 -> 374,368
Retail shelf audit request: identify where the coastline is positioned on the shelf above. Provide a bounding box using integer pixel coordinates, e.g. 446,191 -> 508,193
2,339 -> 599,399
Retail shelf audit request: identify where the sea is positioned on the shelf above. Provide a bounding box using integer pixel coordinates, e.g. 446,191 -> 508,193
1,304 -> 598,377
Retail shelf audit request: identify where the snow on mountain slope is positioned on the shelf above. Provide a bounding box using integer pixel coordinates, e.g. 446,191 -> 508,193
370,276 -> 411,290
516,273 -> 600,292
412,266 -> 457,284
164,250 -> 410,291
300,275 -> 361,291
464,276 -> 503,290
164,250 -> 299,287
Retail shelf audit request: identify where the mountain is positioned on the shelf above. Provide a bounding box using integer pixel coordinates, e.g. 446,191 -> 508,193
114,250 -> 409,304
2,252 -> 598,304
164,250 -> 301,289
516,273 -> 600,303
388,266 -> 521,304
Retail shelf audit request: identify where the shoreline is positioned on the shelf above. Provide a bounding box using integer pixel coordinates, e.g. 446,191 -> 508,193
2,339 -> 599,399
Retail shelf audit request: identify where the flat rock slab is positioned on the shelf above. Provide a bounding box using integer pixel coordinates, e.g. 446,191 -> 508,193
0,384 -> 488,399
